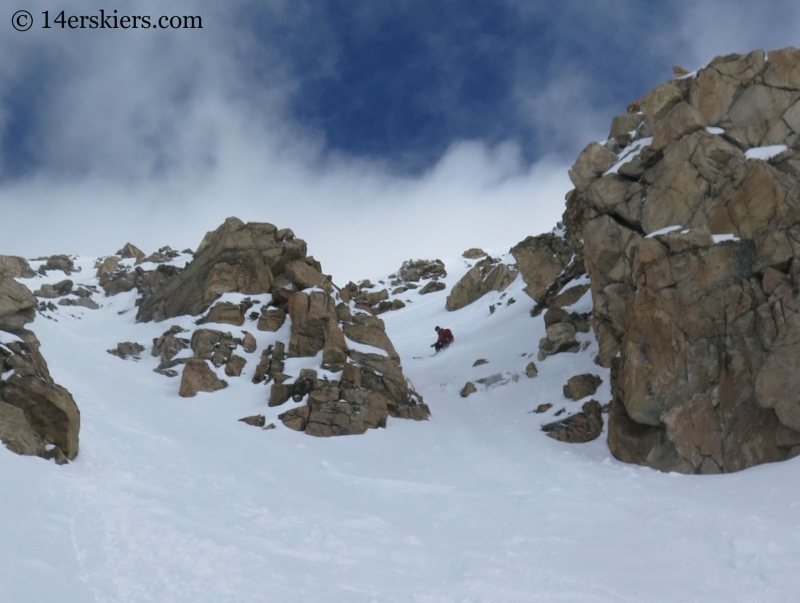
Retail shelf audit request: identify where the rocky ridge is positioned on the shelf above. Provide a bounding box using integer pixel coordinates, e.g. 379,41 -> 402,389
0,261 -> 81,463
129,218 -> 430,437
561,47 -> 800,473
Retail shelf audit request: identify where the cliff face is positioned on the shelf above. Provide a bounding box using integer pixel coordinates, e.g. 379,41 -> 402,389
0,266 -> 80,464
565,47 -> 800,473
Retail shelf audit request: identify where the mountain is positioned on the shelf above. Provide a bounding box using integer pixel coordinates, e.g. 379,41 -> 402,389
4,47 -> 800,601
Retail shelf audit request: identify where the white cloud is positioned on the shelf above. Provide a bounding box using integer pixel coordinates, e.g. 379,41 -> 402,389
0,0 -> 572,284
0,131 -> 571,283
659,0 -> 800,71
514,68 -> 612,153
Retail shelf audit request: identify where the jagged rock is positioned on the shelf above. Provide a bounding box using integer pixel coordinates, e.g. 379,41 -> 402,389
373,299 -> 406,314
136,218 -> 290,322
419,281 -> 446,295
563,374 -> 603,401
542,400 -> 603,443
462,248 -> 487,259
35,280 -> 73,298
190,329 -> 240,367
99,268 -> 137,296
533,403 -> 552,414
0,276 -> 37,331
0,256 -> 35,279
287,290 -> 347,368
40,255 -> 75,275
1,329 -> 81,464
353,288 -> 389,311
108,342 -> 146,360
511,234 -> 574,303
304,383 -> 388,437
344,286 -> 407,315
550,283 -> 590,309
1,332 -> 51,379
258,307 -> 286,332
651,102 -> 705,152
610,113 -> 645,140
253,342 -> 286,384
241,332 -> 257,354
38,301 -> 57,313
568,142 -> 618,192
446,258 -> 517,311
538,309 -> 580,361
269,381 -> 292,406
136,264 -> 182,298
278,307 -> 431,434
285,260 -> 325,290
0,330 -> 80,462
396,259 -> 447,282
473,358 -> 488,367
238,414 -> 266,428
179,359 -> 228,397
128,217 -> 430,434
117,243 -> 146,263
525,362 -> 538,378
198,301 -> 247,326
58,297 -> 99,310
225,355 -> 246,377
0,373 -> 80,461
152,325 -> 190,368
460,382 -> 477,398
95,256 -> 120,278
141,246 -> 180,265
0,401 -> 48,458
566,47 -> 800,473
279,406 -> 309,431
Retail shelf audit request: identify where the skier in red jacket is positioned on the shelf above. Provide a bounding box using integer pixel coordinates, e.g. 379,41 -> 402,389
432,326 -> 454,352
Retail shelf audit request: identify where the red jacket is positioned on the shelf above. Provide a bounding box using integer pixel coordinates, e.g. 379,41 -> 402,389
436,328 -> 454,345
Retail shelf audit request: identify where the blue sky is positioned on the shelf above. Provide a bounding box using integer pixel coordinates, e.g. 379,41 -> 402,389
2,0 -> 800,280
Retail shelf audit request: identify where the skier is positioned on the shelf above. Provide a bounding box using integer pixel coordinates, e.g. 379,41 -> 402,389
432,326 -> 454,353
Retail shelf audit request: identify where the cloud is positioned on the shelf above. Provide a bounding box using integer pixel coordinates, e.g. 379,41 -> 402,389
659,0 -> 800,70
0,131 -> 571,283
0,0 -> 573,284
514,68 -> 612,155
4,0 -> 800,286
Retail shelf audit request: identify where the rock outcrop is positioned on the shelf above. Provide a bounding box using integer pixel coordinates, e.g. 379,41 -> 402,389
0,256 -> 35,279
0,276 -> 37,331
565,47 -> 800,473
136,218 -> 300,322
446,257 -> 518,311
563,374 -> 603,401
0,278 -> 81,463
179,358 -> 228,397
511,234 -> 575,304
136,217 -> 429,436
542,400 -> 603,443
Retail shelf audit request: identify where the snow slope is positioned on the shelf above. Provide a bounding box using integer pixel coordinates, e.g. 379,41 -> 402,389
2,253 -> 800,602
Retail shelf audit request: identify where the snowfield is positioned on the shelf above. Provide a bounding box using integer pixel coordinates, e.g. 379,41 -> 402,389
2,253 -> 800,602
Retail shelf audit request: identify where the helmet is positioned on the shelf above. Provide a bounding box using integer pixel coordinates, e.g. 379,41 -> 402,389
435,326 -> 440,331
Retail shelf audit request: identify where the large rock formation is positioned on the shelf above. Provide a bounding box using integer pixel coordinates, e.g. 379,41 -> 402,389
0,276 -> 81,463
445,257 -> 518,311
136,218 -> 310,322
138,217 -> 429,435
565,47 -> 800,473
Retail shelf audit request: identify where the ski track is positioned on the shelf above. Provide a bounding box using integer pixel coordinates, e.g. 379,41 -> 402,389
1,255 -> 800,602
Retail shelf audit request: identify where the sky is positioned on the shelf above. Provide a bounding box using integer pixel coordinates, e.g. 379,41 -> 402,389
2,0 -> 800,282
